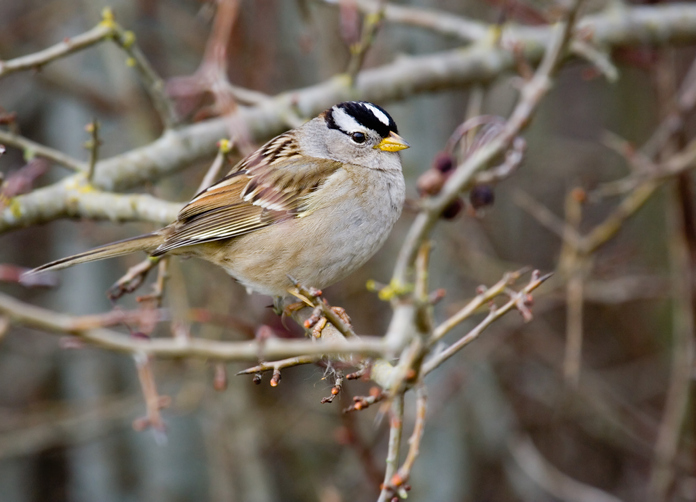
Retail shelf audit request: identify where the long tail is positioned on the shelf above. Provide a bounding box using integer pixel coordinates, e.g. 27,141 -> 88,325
25,233 -> 164,276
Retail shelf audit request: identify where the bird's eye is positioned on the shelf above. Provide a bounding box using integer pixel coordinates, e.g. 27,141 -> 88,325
351,131 -> 366,144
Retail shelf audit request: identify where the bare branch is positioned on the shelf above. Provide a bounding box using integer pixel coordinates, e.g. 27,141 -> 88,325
0,291 -> 389,360
386,384 -> 427,495
346,0 -> 388,83
423,272 -> 551,375
0,129 -> 86,173
0,10 -> 178,128
377,394 -> 405,502
0,24 -> 114,77
509,434 -> 623,502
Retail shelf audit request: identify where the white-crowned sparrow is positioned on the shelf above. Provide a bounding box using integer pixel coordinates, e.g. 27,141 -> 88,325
27,101 -> 409,298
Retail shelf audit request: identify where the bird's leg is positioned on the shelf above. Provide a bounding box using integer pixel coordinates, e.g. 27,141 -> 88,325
286,280 -> 357,340
280,298 -> 308,318
328,305 -> 351,327
302,303 -> 353,339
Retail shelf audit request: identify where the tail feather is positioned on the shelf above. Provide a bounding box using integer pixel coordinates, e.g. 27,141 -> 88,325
25,233 -> 164,276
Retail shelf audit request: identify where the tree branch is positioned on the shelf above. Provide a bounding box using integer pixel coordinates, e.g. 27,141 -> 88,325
4,3 -> 696,233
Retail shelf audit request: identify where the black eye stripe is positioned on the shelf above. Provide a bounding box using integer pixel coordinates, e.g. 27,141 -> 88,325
325,101 -> 398,138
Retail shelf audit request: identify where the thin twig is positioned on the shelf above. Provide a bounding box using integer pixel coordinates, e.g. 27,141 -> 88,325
423,272 -> 552,375
509,434 -> 623,502
236,355 -> 320,377
197,139 -> 233,193
99,9 -> 179,129
648,182 -> 696,499
108,258 -> 160,301
387,384 -> 427,495
84,119 -> 100,181
430,270 -> 526,343
0,10 -> 178,129
0,24 -> 114,78
132,352 -> 170,443
346,0 -> 387,84
377,394 -> 404,502
0,130 -> 86,172
325,0 -> 488,43
514,190 -> 581,245
561,190 -> 586,387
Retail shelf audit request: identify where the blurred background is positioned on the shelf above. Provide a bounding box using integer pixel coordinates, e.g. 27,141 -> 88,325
0,0 -> 693,501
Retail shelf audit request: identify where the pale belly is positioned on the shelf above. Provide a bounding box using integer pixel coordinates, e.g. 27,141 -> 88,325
195,168 -> 405,297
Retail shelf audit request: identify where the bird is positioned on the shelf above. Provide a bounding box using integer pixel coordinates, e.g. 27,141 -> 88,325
25,101 -> 409,301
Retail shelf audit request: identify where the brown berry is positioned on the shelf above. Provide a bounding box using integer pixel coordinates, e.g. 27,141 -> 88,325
432,152 -> 455,174
416,169 -> 445,197
469,185 -> 495,209
441,198 -> 464,220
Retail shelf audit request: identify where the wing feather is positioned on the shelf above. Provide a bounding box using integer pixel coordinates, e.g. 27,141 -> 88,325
153,135 -> 342,255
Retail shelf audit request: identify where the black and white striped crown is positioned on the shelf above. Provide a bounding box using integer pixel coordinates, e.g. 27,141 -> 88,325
325,101 -> 398,138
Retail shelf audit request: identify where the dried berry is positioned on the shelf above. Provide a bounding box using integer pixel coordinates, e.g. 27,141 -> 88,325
432,151 -> 455,174
441,198 -> 464,220
416,169 -> 445,196
469,185 -> 495,209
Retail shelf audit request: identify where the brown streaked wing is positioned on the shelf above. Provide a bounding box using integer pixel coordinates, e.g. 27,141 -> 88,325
153,152 -> 343,255
177,171 -> 249,222
154,204 -> 266,254
241,156 -> 343,212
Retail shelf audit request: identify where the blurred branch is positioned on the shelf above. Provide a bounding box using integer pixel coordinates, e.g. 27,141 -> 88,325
84,119 -> 100,181
346,0 -> 387,83
599,54 -> 696,197
0,9 -> 178,129
560,190 -> 586,387
509,434 -> 623,502
0,129 -> 86,172
648,52 -> 696,500
166,0 -> 247,133
0,395 -> 142,459
327,0 -> 627,83
325,0 -> 488,43
648,181 -> 696,499
582,182 -> 658,255
131,353 -> 169,441
514,189 -> 581,245
0,23 -> 114,77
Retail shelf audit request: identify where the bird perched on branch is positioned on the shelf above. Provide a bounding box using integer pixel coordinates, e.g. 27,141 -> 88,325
26,101 -> 409,301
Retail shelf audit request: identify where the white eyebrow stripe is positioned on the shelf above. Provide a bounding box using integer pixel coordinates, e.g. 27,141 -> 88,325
363,103 -> 390,127
332,106 -> 363,133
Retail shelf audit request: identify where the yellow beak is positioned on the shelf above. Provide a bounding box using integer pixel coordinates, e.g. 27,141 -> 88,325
375,131 -> 410,152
